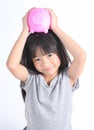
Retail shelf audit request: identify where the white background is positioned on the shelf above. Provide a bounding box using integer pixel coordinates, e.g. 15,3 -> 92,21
0,0 -> 94,130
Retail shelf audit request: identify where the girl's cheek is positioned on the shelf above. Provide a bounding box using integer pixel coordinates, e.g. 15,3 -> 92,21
33,62 -> 37,68
34,62 -> 41,68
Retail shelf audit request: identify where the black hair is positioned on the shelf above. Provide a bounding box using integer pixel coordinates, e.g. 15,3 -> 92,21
21,29 -> 71,101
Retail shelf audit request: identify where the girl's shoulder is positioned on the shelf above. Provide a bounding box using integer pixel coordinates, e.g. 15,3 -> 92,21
60,68 -> 79,92
20,69 -> 37,88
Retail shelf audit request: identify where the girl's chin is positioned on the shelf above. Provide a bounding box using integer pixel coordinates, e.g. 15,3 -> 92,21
42,70 -> 58,78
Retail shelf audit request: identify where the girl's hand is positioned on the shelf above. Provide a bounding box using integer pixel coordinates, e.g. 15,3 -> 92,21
22,11 -> 30,33
47,8 -> 59,31
22,7 -> 36,33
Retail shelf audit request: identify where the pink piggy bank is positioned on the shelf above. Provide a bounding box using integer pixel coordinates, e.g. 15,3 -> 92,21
27,8 -> 51,33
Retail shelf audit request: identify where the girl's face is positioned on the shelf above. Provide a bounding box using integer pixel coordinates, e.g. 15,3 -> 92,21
32,48 -> 61,78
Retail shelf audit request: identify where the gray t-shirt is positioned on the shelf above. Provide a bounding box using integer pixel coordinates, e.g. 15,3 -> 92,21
20,69 -> 79,130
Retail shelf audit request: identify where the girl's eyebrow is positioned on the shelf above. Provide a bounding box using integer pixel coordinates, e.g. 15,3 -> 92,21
34,52 -> 54,59
33,56 -> 40,59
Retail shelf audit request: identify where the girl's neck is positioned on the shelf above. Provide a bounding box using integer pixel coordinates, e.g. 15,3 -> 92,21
43,72 -> 58,85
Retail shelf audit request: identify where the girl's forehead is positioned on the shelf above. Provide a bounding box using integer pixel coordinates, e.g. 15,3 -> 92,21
35,47 -> 46,57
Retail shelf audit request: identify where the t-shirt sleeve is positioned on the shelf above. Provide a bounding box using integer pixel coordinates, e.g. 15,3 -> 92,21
64,68 -> 79,92
20,73 -> 32,91
20,74 -> 31,88
20,69 -> 36,91
72,79 -> 79,92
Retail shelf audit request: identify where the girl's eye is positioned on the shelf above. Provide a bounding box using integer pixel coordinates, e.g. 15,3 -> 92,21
48,53 -> 53,57
34,58 -> 40,62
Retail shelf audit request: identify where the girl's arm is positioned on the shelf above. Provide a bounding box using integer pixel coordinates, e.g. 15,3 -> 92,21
6,12 -> 30,82
48,9 -> 86,86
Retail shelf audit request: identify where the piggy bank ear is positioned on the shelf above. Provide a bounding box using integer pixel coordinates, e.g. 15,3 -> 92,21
27,8 -> 51,33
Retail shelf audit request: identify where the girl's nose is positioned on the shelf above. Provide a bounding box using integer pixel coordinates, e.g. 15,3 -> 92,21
41,57 -> 50,67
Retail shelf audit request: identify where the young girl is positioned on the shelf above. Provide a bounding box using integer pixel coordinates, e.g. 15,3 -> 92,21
6,8 -> 86,130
